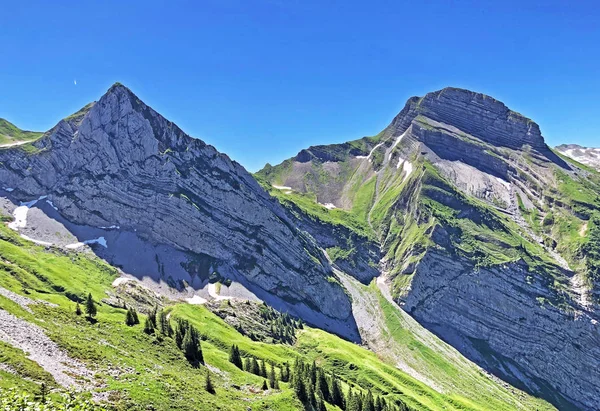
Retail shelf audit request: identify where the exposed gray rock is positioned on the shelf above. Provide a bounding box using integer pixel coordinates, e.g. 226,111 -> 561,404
556,144 -> 600,170
399,250 -> 600,410
0,84 -> 356,339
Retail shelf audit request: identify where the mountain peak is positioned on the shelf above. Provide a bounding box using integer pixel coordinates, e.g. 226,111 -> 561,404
389,87 -> 546,151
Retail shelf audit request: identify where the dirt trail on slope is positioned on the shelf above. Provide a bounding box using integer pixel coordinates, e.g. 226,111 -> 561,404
0,308 -> 95,389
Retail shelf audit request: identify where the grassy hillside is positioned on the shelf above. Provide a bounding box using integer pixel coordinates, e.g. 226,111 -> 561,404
0,119 -> 43,145
0,217 -> 555,410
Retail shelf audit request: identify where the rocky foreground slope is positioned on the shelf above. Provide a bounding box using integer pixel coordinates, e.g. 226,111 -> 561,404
0,84 -> 356,338
259,88 -> 600,410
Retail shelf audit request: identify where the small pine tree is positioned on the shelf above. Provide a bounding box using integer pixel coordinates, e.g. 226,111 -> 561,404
347,388 -> 361,411
316,370 -> 330,402
205,371 -> 215,394
260,360 -> 267,378
182,324 -> 204,367
330,372 -> 344,409
132,308 -> 139,324
261,380 -> 268,391
363,390 -> 375,411
229,345 -> 243,369
85,293 -> 97,319
75,303 -> 82,316
143,317 -> 155,334
158,309 -> 172,336
148,306 -> 158,328
125,309 -> 135,326
251,357 -> 260,376
36,382 -> 49,403
282,362 -> 290,382
268,362 -> 277,389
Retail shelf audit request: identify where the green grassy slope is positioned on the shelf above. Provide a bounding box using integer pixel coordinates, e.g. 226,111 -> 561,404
0,217 -> 555,410
0,119 -> 43,145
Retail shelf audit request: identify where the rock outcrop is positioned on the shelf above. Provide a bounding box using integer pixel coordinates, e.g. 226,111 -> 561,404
385,87 -> 546,150
0,83 -> 356,338
557,144 -> 600,170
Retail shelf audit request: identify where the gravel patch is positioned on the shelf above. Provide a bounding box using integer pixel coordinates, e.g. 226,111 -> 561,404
0,286 -> 57,313
0,308 -> 94,389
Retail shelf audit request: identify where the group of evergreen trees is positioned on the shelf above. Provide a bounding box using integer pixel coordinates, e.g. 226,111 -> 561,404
228,346 -> 408,410
290,358 -> 409,411
142,307 -> 204,367
228,345 -> 284,390
258,303 -> 303,344
124,307 -> 140,326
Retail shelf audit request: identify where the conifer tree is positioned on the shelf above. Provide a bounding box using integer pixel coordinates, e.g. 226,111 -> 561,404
182,324 -> 204,367
260,360 -> 268,378
175,319 -> 186,348
347,388 -> 361,411
85,293 -> 97,319
330,372 -> 344,409
143,316 -> 154,334
363,390 -> 375,411
205,370 -> 215,394
316,370 -> 330,402
75,303 -> 82,316
268,362 -> 277,389
125,309 -> 135,326
158,309 -> 172,336
282,362 -> 291,382
132,308 -> 139,324
261,380 -> 268,391
148,306 -> 158,328
251,357 -> 260,375
229,345 -> 243,369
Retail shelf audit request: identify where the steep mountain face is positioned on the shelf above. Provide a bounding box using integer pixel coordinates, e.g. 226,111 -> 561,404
0,84 -> 356,338
557,144 -> 600,170
259,88 -> 600,410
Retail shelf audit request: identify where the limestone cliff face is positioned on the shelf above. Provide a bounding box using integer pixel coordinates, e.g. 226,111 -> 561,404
385,87 -> 546,150
0,84 -> 354,335
402,251 -> 600,410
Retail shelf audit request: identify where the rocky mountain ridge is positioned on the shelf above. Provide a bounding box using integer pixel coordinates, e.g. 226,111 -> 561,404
259,87 -> 600,410
0,83 -> 357,339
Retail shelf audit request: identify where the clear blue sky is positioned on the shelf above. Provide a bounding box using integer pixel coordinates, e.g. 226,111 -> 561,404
1,1 -> 599,171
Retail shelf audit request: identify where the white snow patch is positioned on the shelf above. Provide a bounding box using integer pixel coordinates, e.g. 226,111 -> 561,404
320,203 -> 337,210
2,187 -> 14,192
186,295 -> 208,305
8,195 -> 49,231
495,177 -> 511,190
355,155 -> 368,159
388,131 -> 407,161
272,185 -> 292,191
397,160 -> 413,182
20,234 -> 53,246
100,225 -> 120,229
65,237 -> 107,249
112,277 -> 132,287
45,199 -> 58,211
